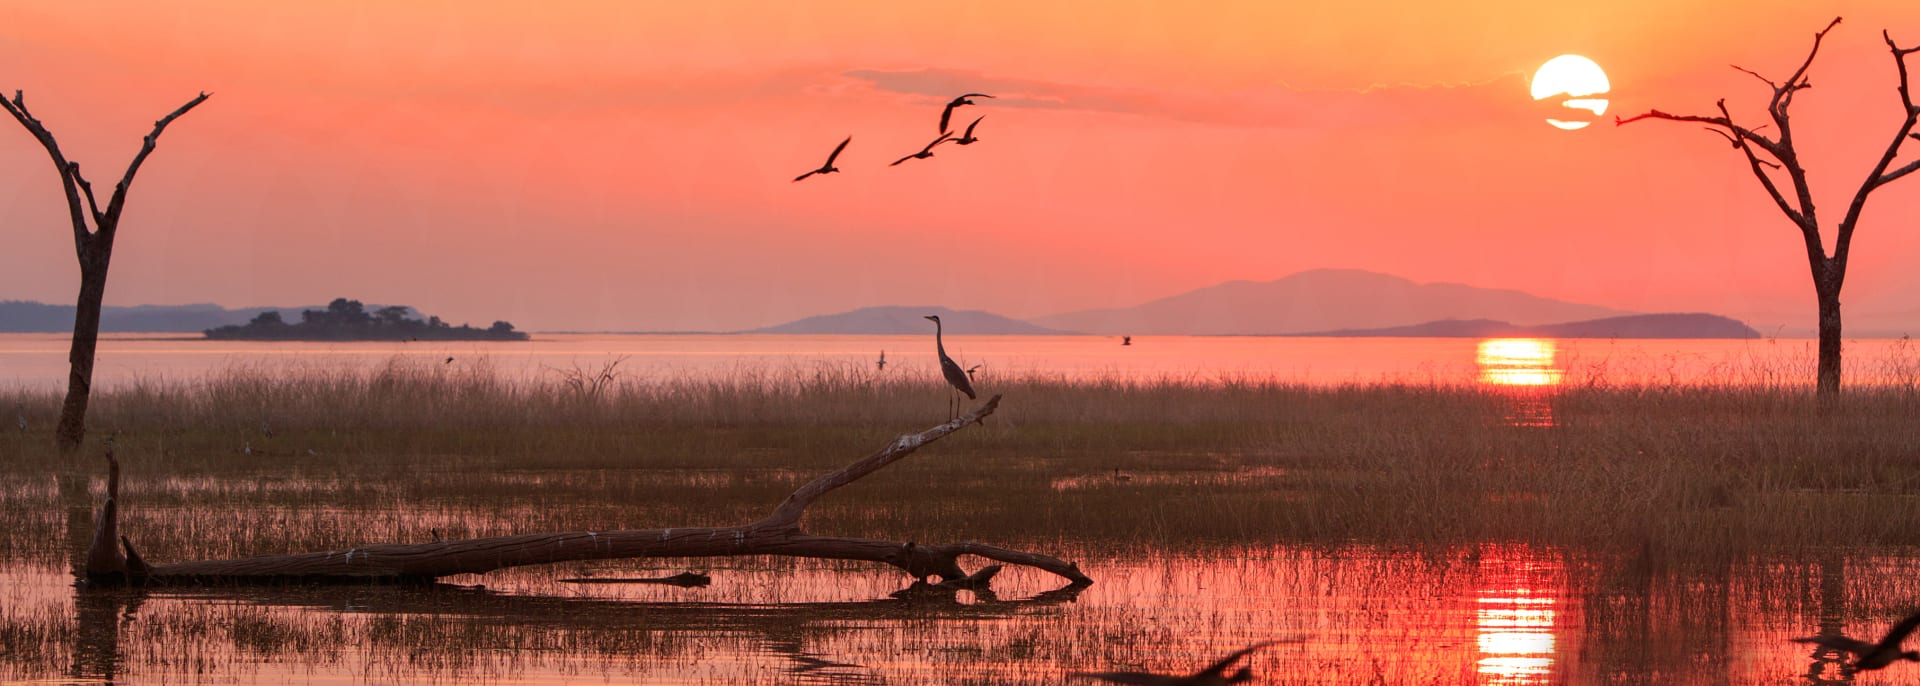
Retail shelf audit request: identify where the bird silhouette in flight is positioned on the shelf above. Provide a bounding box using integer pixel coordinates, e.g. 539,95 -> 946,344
951,116 -> 984,145
924,315 -> 976,419
876,350 -> 887,371
1793,611 -> 1920,672
793,136 -> 852,182
891,132 -> 954,166
939,93 -> 994,134
1075,640 -> 1293,685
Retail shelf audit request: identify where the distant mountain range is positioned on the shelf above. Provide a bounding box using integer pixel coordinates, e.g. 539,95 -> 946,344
1032,269 -> 1629,335
1297,313 -> 1761,339
749,306 -> 1061,335
0,269 -> 1770,339
749,270 -> 1758,338
0,301 -> 417,334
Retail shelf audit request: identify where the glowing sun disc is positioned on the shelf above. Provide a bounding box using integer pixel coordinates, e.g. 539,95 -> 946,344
1531,55 -> 1610,129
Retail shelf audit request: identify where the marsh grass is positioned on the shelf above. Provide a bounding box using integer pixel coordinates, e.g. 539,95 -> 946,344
1,358 -> 1918,567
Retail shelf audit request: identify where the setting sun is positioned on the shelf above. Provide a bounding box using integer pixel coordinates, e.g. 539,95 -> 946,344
1531,55 -> 1610,130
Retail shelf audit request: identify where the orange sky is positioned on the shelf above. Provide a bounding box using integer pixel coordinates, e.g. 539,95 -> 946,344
3,1 -> 1919,333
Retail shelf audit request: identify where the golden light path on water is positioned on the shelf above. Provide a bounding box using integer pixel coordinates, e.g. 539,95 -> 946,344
1476,338 -> 1562,387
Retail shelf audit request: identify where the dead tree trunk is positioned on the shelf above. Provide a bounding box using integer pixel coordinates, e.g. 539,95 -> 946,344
80,395 -> 1094,588
0,90 -> 211,450
1617,17 -> 1920,396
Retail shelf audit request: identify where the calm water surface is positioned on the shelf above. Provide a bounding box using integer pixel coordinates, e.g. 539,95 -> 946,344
4,544 -> 1910,684
2,333 -> 1916,390
4,333 -> 1917,683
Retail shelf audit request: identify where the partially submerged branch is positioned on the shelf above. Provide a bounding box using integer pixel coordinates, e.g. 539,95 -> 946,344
80,395 -> 1094,589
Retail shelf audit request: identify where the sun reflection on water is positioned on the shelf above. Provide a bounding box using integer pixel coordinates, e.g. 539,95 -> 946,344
1474,550 -> 1563,684
1476,339 -> 1563,387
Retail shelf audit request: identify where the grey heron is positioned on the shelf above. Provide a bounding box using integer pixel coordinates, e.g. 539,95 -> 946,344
924,315 -> 975,419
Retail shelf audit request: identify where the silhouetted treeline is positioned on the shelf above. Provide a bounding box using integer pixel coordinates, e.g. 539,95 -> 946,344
204,298 -> 528,341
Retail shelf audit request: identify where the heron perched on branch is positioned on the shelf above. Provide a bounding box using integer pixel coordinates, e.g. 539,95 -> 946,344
924,315 -> 975,419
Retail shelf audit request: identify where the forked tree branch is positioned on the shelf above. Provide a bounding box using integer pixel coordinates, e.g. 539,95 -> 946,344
0,90 -> 210,255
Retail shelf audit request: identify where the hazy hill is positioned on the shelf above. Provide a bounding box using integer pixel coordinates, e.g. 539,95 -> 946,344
0,300 -> 424,334
1033,269 -> 1631,335
0,301 -> 293,333
1301,313 -> 1762,339
751,306 -> 1064,335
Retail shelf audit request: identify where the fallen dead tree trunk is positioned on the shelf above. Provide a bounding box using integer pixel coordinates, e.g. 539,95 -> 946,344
81,395 -> 1093,588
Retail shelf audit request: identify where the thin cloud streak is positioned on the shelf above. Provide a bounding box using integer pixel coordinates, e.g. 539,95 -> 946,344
842,67 -> 1521,129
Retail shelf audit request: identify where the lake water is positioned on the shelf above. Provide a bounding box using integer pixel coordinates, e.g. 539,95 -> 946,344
3,332 -> 1916,390
4,333 -> 1918,684
1,541 -> 1904,684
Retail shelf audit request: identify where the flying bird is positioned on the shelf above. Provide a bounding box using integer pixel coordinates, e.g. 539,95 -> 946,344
951,116 -> 984,145
891,132 -> 953,166
1793,611 -> 1920,672
793,136 -> 852,182
924,315 -> 976,419
939,93 -> 994,134
1074,641 -> 1293,685
877,350 -> 887,371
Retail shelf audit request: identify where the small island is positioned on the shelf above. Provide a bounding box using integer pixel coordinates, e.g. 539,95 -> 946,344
205,298 -> 529,341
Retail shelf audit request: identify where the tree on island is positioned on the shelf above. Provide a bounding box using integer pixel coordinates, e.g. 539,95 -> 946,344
1619,17 -> 1920,395
204,298 -> 529,341
1,90 -> 211,450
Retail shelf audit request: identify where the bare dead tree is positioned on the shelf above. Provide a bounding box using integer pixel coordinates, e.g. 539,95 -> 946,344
1617,17 -> 1920,395
78,395 -> 1096,589
0,91 -> 211,448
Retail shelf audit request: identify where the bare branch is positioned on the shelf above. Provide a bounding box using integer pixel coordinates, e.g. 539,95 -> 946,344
68,162 -> 104,223
102,92 -> 211,230
1,89 -> 94,250
1833,30 -> 1920,277
1880,158 -> 1920,187
1731,64 -> 1777,89
1710,99 -> 1815,234
1775,17 -> 1844,112
1616,108 -> 1787,159
765,395 -> 1001,529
